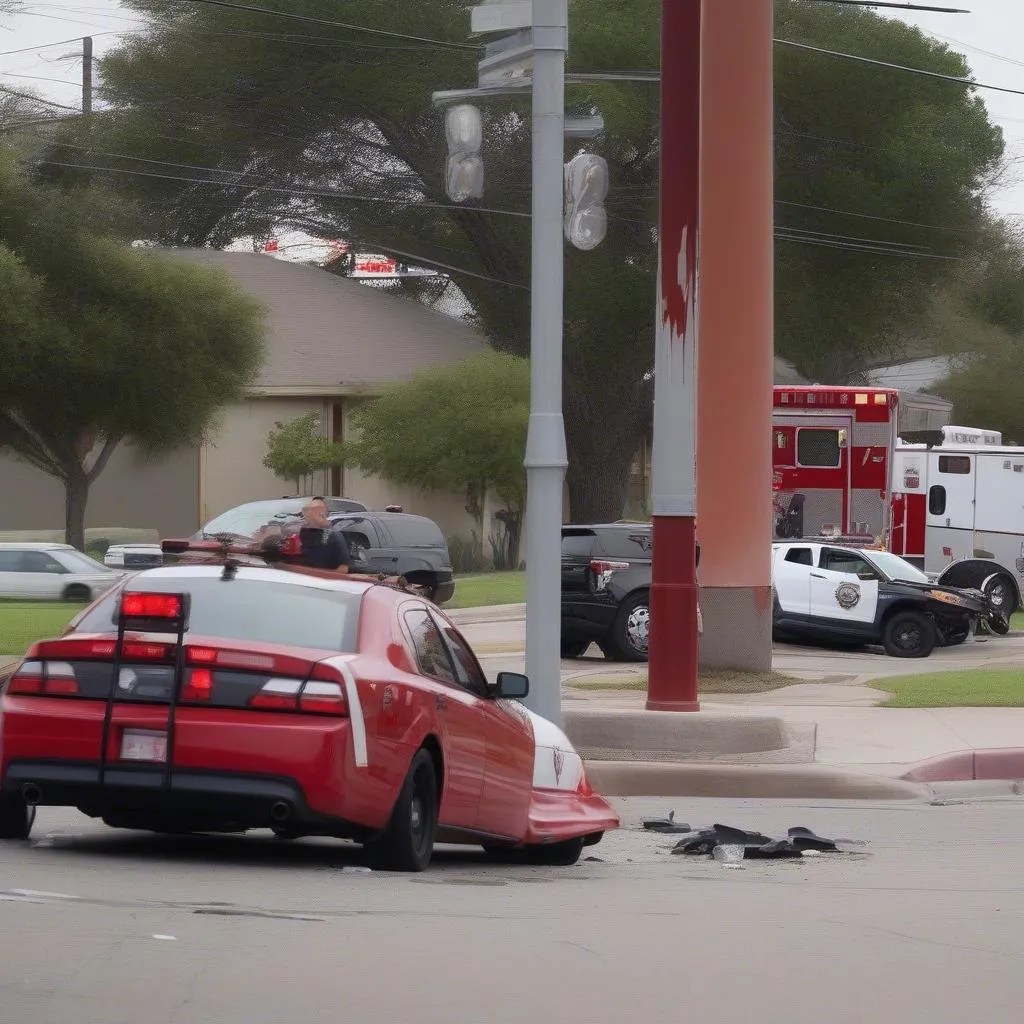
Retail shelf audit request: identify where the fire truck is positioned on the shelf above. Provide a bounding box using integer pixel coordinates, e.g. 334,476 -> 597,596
771,385 -> 1023,615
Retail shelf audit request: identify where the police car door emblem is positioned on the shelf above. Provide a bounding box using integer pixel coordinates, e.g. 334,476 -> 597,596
835,583 -> 861,609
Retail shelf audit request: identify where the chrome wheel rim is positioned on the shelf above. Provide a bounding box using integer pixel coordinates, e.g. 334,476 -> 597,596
627,605 -> 650,654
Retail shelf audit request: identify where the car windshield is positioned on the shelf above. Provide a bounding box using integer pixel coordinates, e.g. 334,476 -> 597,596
866,551 -> 929,584
203,501 -> 307,539
73,574 -> 362,652
58,549 -> 116,574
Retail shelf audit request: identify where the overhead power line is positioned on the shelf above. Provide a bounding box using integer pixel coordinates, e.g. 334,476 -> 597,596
806,1 -> 969,11
173,0 -> 478,51
776,39 -> 1024,97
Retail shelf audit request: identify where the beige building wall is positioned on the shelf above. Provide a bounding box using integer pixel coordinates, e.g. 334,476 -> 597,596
199,397 -> 330,524
0,443 -> 198,539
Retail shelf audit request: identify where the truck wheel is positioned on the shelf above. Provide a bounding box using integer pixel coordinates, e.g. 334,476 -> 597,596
608,592 -> 650,662
983,573 -> 1017,616
883,610 -> 936,658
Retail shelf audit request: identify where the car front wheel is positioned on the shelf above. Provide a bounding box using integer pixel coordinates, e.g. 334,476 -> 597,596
369,748 -> 438,872
883,610 -> 936,658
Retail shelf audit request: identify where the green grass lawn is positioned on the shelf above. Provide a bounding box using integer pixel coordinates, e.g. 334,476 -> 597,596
871,669 -> 1024,708
1012,612 -> 1024,632
0,601 -> 84,657
446,571 -> 525,609
566,670 -> 801,694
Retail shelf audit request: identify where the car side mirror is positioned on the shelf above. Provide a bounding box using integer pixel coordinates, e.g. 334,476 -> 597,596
494,671 -> 529,700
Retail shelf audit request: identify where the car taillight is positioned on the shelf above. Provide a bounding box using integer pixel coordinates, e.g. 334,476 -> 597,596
7,660 -> 80,697
248,679 -> 301,711
589,559 -> 630,592
299,681 -> 348,716
181,668 -> 214,702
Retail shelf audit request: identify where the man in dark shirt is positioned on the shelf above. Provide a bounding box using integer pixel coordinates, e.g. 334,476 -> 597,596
296,497 -> 351,571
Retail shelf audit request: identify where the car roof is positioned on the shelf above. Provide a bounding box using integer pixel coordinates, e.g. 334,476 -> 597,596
128,564 -> 377,595
0,541 -> 73,551
563,522 -> 651,532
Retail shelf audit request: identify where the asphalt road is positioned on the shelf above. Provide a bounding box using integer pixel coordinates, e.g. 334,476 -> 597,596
2,796 -> 1022,1023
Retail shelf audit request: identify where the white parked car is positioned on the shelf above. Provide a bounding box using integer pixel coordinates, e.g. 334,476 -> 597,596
0,543 -> 124,602
103,543 -> 164,570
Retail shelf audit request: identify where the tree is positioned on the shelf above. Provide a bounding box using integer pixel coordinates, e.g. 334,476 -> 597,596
263,411 -> 344,492
67,0 -> 1004,519
929,221 -> 1024,442
0,149 -> 266,548
342,352 -> 529,566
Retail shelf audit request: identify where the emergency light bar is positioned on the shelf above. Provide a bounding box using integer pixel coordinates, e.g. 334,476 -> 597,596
118,591 -> 191,634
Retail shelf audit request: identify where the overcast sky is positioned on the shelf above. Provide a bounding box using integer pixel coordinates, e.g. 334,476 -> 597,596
2,1 -> 1024,217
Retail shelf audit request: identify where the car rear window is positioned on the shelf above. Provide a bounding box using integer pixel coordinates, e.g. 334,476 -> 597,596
73,576 -> 361,652
597,529 -> 652,560
381,516 -> 446,548
562,530 -> 596,558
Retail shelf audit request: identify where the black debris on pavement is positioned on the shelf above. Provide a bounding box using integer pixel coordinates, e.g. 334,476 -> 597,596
642,811 -> 693,834
668,823 -> 845,860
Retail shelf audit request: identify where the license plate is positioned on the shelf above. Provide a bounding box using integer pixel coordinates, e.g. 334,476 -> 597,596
120,729 -> 167,763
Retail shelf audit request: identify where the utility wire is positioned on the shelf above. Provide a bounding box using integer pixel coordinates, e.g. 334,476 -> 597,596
776,39 -> 1024,97
775,232 -> 964,260
172,0 -> 478,51
37,159 -> 532,218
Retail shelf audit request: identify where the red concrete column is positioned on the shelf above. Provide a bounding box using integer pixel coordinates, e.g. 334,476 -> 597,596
646,0 -> 701,712
696,0 -> 774,670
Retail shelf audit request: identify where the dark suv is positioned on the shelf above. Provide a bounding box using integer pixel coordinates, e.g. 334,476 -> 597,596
328,511 -> 455,604
561,523 -> 653,662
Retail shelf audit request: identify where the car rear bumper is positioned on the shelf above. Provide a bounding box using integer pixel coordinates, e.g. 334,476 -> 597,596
2,759 -> 377,839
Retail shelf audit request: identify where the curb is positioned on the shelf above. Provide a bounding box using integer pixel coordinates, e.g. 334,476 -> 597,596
446,603 -> 526,625
585,760 -> 926,801
902,747 -> 1024,783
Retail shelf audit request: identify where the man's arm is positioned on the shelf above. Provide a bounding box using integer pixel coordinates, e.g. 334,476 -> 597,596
325,530 -> 351,570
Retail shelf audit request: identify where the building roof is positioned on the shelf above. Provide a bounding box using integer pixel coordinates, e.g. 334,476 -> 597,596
161,248 -> 487,393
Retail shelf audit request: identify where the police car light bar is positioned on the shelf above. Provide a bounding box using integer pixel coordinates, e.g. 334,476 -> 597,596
118,591 -> 191,635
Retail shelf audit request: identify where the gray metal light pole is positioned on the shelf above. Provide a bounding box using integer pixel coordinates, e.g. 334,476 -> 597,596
522,0 -> 567,725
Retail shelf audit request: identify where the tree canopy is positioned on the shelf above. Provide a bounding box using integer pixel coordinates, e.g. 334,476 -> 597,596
0,148 -> 266,548
42,0 -> 1013,518
263,411 -> 344,492
342,351 -> 529,564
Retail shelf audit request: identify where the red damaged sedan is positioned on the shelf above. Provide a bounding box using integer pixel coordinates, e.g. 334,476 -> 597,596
0,547 -> 618,871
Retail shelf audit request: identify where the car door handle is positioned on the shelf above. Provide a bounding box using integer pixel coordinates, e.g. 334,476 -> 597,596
810,573 -> 826,579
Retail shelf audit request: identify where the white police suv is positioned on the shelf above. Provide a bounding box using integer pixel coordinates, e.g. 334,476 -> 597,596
771,541 -> 1002,658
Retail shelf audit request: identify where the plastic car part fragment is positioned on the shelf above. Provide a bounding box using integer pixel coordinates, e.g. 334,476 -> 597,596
669,823 -> 842,860
642,811 -> 692,834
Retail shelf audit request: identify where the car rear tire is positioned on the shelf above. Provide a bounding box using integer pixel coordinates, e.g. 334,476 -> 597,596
883,610 -> 936,658
525,836 -> 585,866
607,592 -> 650,662
0,795 -> 35,840
62,583 -> 91,602
369,748 -> 438,872
560,638 -> 590,659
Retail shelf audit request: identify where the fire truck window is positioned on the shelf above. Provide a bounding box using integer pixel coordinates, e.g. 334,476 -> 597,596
928,486 -> 947,516
938,455 -> 971,475
797,429 -> 841,468
784,548 -> 813,566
